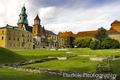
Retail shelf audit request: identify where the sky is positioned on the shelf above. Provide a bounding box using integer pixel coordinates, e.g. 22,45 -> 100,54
0,0 -> 120,33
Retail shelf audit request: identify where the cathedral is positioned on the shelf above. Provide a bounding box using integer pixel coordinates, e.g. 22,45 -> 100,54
0,6 -> 58,49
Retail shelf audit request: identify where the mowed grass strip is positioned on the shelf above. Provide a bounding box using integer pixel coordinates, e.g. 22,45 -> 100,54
15,49 -> 68,60
14,48 -> 120,61
0,68 -> 79,80
24,56 -> 98,72
69,48 -> 120,56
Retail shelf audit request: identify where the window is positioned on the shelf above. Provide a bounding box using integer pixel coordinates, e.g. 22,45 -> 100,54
9,43 -> 12,47
1,36 -> 4,40
17,38 -> 19,41
9,37 -> 11,40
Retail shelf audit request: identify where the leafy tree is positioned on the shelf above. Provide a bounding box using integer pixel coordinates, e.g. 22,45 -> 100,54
95,27 -> 108,41
65,36 -> 75,48
74,38 -> 92,48
89,39 -> 101,49
101,38 -> 120,49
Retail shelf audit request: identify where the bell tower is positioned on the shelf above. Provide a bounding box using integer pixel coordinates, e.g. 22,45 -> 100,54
32,14 -> 41,37
17,5 -> 28,31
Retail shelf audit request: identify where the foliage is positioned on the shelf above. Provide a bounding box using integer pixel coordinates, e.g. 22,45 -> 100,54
74,38 -> 92,48
90,38 -> 120,49
89,39 -> 101,49
95,27 -> 108,41
64,36 -> 75,48
101,38 -> 120,49
96,62 -> 112,73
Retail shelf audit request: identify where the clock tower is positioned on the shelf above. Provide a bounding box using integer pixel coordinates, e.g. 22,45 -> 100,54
17,6 -> 29,31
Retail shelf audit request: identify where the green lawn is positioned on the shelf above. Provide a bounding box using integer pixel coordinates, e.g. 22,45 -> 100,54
24,56 -> 98,72
0,48 -> 120,80
15,49 -> 69,60
14,48 -> 120,61
0,48 -> 25,64
110,60 -> 120,74
0,68 -> 78,80
69,48 -> 120,56
68,48 -> 120,56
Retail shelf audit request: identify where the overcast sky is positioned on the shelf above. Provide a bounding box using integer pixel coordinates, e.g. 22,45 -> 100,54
0,0 -> 120,33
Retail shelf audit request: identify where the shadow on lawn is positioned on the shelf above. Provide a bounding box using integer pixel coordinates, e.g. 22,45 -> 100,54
0,47 -> 26,64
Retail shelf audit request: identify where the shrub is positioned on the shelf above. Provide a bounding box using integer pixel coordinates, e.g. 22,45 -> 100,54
89,39 -> 101,49
101,38 -> 120,49
74,38 -> 92,48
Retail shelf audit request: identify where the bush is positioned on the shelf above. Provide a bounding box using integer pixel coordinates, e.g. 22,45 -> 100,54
74,38 -> 92,48
101,38 -> 120,49
90,38 -> 120,49
89,40 -> 101,49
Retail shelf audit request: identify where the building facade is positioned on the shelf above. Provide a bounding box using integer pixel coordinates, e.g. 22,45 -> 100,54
46,30 -> 58,49
0,25 -> 33,49
75,20 -> 120,42
58,20 -> 120,48
0,6 -> 57,49
57,31 -> 74,48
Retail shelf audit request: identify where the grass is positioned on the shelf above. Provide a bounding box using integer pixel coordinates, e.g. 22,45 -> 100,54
0,68 -> 79,80
24,56 -> 98,72
14,48 -> 120,61
0,48 -> 25,64
68,48 -> 120,57
15,49 -> 68,60
0,47 -> 120,80
110,60 -> 120,74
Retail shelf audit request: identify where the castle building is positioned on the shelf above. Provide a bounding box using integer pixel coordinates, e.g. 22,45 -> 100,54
46,30 -> 58,48
32,15 -> 47,49
75,20 -> 120,42
0,6 -> 57,49
0,25 -> 33,49
58,31 -> 74,48
58,20 -> 120,48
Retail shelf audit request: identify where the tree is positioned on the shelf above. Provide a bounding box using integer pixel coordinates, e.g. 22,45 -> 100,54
65,36 -> 75,48
95,27 -> 108,41
74,38 -> 92,48
89,39 -> 101,49
101,38 -> 120,49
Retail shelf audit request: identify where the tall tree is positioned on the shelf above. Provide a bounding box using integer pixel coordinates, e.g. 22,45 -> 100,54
95,27 -> 108,41
65,36 -> 75,48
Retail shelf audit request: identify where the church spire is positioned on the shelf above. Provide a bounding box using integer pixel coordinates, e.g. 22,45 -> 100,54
34,14 -> 41,25
18,5 -> 28,25
21,6 -> 26,14
35,14 -> 40,20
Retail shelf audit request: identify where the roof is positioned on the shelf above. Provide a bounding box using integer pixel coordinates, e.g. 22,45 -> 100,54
76,31 -> 96,38
5,24 -> 16,28
111,20 -> 120,25
110,20 -> 120,32
34,14 -> 40,20
58,31 -> 74,38
0,25 -> 31,33
46,30 -> 56,35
